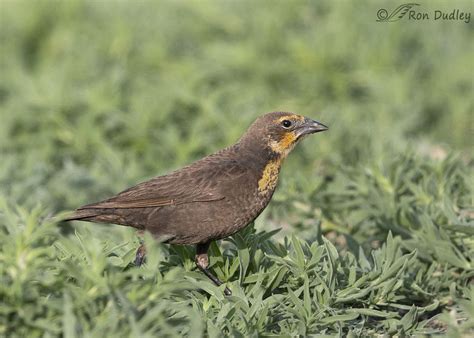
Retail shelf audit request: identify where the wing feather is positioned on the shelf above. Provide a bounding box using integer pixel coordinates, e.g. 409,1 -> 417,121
76,148 -> 247,211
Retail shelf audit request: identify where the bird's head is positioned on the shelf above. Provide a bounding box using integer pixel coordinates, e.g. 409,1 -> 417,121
240,112 -> 328,159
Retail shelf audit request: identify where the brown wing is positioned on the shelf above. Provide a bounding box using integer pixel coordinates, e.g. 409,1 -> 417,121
75,147 -> 247,211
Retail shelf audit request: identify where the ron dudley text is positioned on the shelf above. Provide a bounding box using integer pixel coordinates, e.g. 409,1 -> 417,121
409,9 -> 471,23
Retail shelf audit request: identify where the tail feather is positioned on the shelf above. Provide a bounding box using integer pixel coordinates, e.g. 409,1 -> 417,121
62,208 -> 104,222
62,207 -> 144,230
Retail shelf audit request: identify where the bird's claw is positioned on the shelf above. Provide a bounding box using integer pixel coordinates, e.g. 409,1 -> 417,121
134,243 -> 147,266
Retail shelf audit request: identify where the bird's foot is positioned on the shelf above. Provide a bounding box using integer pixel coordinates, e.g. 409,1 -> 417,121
134,243 -> 147,266
198,266 -> 232,296
196,243 -> 231,296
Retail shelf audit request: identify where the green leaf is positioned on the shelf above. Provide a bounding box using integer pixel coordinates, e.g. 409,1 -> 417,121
320,312 -> 359,324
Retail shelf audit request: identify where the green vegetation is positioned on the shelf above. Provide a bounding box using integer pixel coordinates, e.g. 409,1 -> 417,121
1,0 -> 472,336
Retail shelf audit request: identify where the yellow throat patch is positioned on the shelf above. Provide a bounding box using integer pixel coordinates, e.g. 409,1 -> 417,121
269,131 -> 298,157
258,116 -> 304,195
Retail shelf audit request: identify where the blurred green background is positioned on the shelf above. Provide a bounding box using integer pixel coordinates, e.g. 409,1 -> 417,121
0,0 -> 472,336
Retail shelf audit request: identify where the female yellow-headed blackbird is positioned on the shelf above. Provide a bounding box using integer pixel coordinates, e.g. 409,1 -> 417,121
65,112 -> 328,295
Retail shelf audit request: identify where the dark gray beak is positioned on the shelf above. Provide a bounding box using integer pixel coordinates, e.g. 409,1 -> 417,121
295,118 -> 328,138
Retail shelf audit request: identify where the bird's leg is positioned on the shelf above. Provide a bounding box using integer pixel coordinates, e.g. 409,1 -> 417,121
195,242 -> 232,296
134,236 -> 147,266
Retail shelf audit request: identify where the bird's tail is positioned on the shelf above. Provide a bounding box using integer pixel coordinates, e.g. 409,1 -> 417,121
62,208 -> 102,222
61,207 -> 137,228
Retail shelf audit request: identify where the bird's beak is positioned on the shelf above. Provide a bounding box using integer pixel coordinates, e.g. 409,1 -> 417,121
295,118 -> 329,138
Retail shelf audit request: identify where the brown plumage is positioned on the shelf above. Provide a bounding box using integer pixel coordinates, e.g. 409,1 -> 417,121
64,111 -> 328,295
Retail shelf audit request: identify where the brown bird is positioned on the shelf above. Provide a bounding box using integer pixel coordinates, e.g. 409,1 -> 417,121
64,112 -> 328,295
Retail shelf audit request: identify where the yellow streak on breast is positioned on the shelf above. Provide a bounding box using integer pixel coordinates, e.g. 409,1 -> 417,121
258,159 -> 282,195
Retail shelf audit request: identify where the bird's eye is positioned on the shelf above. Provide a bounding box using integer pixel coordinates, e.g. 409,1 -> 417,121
281,120 -> 292,128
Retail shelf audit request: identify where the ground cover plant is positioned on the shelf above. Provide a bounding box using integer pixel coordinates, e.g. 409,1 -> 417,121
1,0 -> 473,336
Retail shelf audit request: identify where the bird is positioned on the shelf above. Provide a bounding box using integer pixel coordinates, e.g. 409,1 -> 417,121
64,111 -> 328,295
